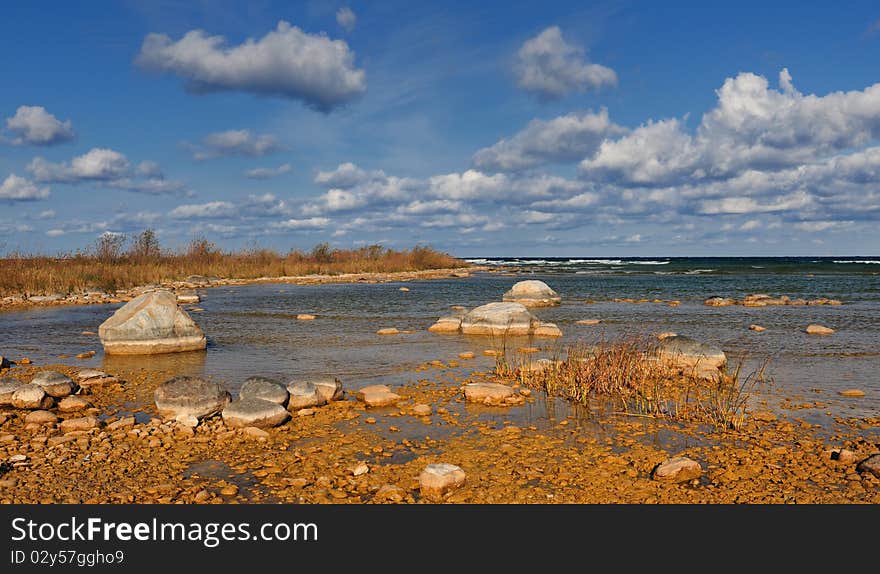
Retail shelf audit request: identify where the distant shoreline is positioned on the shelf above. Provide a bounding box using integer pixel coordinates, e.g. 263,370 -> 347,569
0,266 -> 487,313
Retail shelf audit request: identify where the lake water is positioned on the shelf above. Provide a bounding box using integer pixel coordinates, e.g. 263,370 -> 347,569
1,256 -> 878,423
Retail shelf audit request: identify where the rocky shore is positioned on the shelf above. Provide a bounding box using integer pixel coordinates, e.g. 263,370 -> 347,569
1,360 -> 878,504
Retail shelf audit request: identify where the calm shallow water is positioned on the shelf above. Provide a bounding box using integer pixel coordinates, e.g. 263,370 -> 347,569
1,260 -> 878,421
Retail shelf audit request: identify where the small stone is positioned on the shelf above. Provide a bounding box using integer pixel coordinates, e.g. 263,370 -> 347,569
108,417 -> 135,430
81,331 -> 96,336
194,490 -> 210,502
297,408 -> 316,417
59,416 -> 100,433
175,414 -> 199,428
376,328 -> 400,335
296,314 -> 316,320
356,385 -> 401,408
838,389 -> 865,398
243,426 -> 269,439
419,463 -> 466,501
76,351 -> 96,359
24,410 -> 58,425
399,287 -> 410,292
220,485 -> 239,496
19,357 -> 32,365
482,349 -> 499,357
856,454 -> 880,479
576,319 -> 601,325
463,382 -> 515,405
458,352 -> 475,359
365,417 -> 376,424
412,404 -> 432,417
374,484 -> 407,503
831,449 -> 857,464
8,454 -> 27,463
58,396 -> 91,412
749,324 -> 766,332
805,324 -> 835,335
653,457 -> 702,483
751,411 -> 777,422
351,462 -> 369,476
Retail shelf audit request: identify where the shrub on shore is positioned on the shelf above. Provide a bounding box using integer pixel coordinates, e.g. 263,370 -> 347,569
494,336 -> 768,430
0,230 -> 465,296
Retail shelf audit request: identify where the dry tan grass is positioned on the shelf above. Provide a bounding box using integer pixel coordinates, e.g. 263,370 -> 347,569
495,335 -> 769,430
0,233 -> 464,296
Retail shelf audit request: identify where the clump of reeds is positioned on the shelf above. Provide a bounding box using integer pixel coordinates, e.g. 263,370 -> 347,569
0,231 -> 464,296
496,335 -> 769,430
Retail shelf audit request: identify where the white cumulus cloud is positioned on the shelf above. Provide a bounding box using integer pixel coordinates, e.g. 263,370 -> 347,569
5,105 -> 74,146
513,26 -> 616,100
473,109 -> 625,171
0,174 -> 50,201
136,21 -> 367,112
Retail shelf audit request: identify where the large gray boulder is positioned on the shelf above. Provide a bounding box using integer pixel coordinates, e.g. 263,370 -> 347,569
11,385 -> 53,409
657,336 -> 726,378
31,371 -> 77,398
0,377 -> 23,406
222,398 -> 290,429
502,280 -> 561,307
458,302 -> 560,337
286,381 -> 327,410
240,377 -> 289,405
99,290 -> 206,355
154,375 -> 230,420
311,377 -> 344,402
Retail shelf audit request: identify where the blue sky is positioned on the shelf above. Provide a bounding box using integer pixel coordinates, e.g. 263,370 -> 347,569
2,0 -> 880,256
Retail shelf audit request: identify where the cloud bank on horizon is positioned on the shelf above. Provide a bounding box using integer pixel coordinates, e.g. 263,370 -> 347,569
1,2 -> 879,256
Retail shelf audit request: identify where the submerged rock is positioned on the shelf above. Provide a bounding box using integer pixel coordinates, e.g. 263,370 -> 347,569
240,377 -> 289,405
154,375 -> 230,420
470,303 -> 561,339
419,463 -> 466,500
356,384 -> 401,407
805,324 -> 835,335
657,335 -> 726,378
98,290 -> 206,355
428,316 -> 463,333
222,398 -> 290,429
502,280 -> 561,307
463,382 -> 516,405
